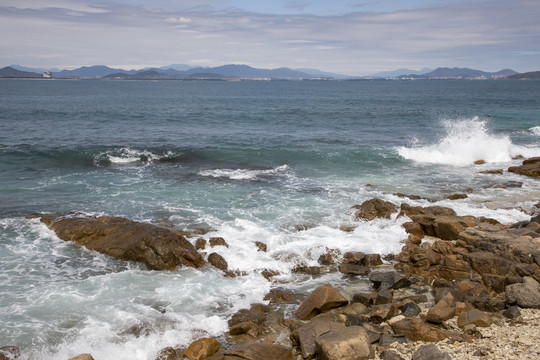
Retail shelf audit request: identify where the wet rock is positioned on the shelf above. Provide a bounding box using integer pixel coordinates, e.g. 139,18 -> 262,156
208,253 -> 229,272
502,305 -> 522,319
508,156 -> 540,177
295,285 -> 348,320
479,169 -> 503,174
224,342 -> 293,360
447,193 -> 468,200
338,263 -> 370,276
369,271 -> 411,291
315,326 -> 372,360
505,276 -> 540,308
209,237 -> 229,248
291,316 -> 345,359
398,203 -> 456,218
184,337 -> 220,360
0,346 -> 20,360
412,344 -> 451,360
474,160 -> 486,165
391,317 -> 452,342
403,221 -> 425,238
254,241 -> 267,252
457,309 -> 493,328
228,304 -> 268,338
195,238 -> 207,250
264,288 -> 304,304
68,355 -> 94,360
342,251 -> 365,264
363,253 -> 383,267
319,249 -> 341,265
351,198 -> 398,220
39,214 -> 205,271
156,347 -> 178,360
352,292 -> 375,307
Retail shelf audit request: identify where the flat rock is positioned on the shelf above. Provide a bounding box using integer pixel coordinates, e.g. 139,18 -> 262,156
224,342 -> 293,360
505,276 -> 540,308
295,285 -> 348,320
412,344 -> 451,360
508,157 -> 540,177
391,317 -> 452,342
457,309 -> 493,328
184,338 -> 220,360
315,326 -> 372,360
369,271 -> 411,290
39,214 -> 205,270
291,317 -> 345,360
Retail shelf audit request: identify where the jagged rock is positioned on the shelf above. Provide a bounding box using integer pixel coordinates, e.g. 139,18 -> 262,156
264,288 -> 304,304
351,198 -> 398,220
465,251 -> 515,276
369,271 -> 411,290
412,344 -> 451,360
68,355 -> 94,360
352,292 -> 375,307
315,326 -> 372,360
363,253 -> 383,266
228,304 -> 268,338
156,347 -> 178,360
457,309 -> 493,328
254,241 -> 267,252
39,214 -> 205,271
401,302 -> 422,317
184,338 -> 220,360
391,317 -> 452,342
505,276 -> 540,308
319,248 -> 341,265
223,342 -> 293,360
426,298 -> 455,324
209,237 -> 229,248
508,157 -> 540,177
195,238 -> 207,250
502,305 -> 522,319
342,251 -> 365,264
208,253 -> 228,272
338,263 -> 370,276
370,303 -> 396,323
291,316 -> 345,359
295,285 -> 348,320
398,203 -> 456,218
0,346 -> 20,360
375,290 -> 393,305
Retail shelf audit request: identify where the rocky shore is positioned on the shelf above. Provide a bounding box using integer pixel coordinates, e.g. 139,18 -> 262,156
2,157 -> 539,360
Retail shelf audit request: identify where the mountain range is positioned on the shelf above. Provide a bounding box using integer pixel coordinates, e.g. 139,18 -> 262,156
0,64 -> 528,80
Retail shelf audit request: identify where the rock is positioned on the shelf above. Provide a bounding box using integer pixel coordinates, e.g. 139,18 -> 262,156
0,347 -> 20,360
295,285 -> 348,320
39,214 -> 205,271
209,237 -> 229,248
370,304 -> 396,323
465,251 -> 515,276
315,326 -> 372,360
224,342 -> 293,360
208,253 -> 229,272
68,355 -> 94,360
398,204 -> 456,218
457,309 -> 493,328
351,198 -> 398,220
228,304 -> 268,337
291,316 -> 345,359
508,157 -> 540,177
184,338 -> 220,360
479,169 -> 503,174
363,253 -> 383,266
412,344 -> 451,360
505,276 -> 540,308
342,251 -> 365,264
375,290 -> 393,305
401,301 -> 421,317
345,314 -> 370,326
447,193 -> 468,200
391,317 -> 452,342
474,160 -> 486,165
195,238 -> 207,250
319,248 -> 341,265
502,305 -> 522,319
369,271 -> 411,290
264,288 -> 304,304
156,347 -> 178,360
426,298 -> 455,324
338,263 -> 370,276
254,241 -> 267,252
352,292 -> 374,307
379,334 -> 407,347
403,221 -> 425,238
380,350 -> 405,360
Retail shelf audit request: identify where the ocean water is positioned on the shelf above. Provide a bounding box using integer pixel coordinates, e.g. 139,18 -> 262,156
1,79 -> 539,359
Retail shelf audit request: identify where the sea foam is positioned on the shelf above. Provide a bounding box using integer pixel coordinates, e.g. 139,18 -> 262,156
396,117 -> 539,166
198,165 -> 289,180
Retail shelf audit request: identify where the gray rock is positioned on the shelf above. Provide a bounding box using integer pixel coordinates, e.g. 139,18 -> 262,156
412,344 -> 451,360
505,276 -> 540,308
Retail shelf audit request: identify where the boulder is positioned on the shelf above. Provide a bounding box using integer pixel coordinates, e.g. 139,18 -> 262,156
315,326 -> 372,360
398,204 -> 456,218
254,241 -> 267,252
465,251 -> 515,276
208,253 -> 229,272
209,237 -> 229,248
457,309 -> 493,328
338,263 -> 370,276
295,285 -> 348,320
363,254 -> 383,267
508,157 -> 540,177
505,276 -> 540,308
68,355 -> 94,360
184,338 -> 220,360
502,305 -> 522,319
228,304 -> 268,338
224,342 -> 293,360
156,347 -> 177,360
380,350 -> 405,360
351,199 -> 397,220
291,316 -> 345,360
39,214 -> 205,271
369,271 -> 410,291
412,344 -> 451,360
342,251 -> 365,264
0,347 -> 20,360
391,317 -> 452,342
401,302 -> 421,317
426,298 -> 455,324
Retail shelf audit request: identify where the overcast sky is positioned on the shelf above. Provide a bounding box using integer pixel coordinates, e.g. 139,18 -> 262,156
1,0 -> 539,75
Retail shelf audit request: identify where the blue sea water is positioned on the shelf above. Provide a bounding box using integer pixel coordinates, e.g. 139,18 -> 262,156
0,79 -> 539,359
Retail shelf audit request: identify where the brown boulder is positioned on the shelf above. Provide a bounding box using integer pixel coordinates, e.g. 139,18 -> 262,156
457,309 -> 493,328
291,316 -> 345,360
224,342 -> 293,360
0,346 -> 21,360
391,317 -> 452,342
338,263 -> 370,276
505,276 -> 540,308
68,355 -> 94,360
426,298 -> 455,324
208,253 -> 229,272
351,199 -> 397,220
508,157 -> 540,177
295,285 -> 348,320
398,204 -> 456,218
209,237 -> 229,248
315,326 -> 372,360
39,214 -> 205,270
184,338 -> 220,360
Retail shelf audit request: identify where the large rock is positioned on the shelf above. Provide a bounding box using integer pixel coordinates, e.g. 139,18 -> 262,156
508,157 -> 540,177
505,276 -> 540,308
291,317 -> 345,360
68,355 -> 94,360
351,199 -> 397,220
426,298 -> 455,324
295,285 -> 348,320
412,344 -> 451,360
457,309 -> 493,328
39,214 -> 205,270
315,326 -> 372,360
0,346 -> 20,360
223,342 -> 293,360
369,271 -> 411,291
391,317 -> 452,342
184,338 -> 220,360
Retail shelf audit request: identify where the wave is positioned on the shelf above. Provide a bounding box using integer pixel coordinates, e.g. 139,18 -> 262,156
530,126 -> 540,135
198,165 -> 289,180
93,148 -> 181,166
396,117 -> 540,166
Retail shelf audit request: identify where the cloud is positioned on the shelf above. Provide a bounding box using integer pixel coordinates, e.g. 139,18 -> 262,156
1,0 -> 539,74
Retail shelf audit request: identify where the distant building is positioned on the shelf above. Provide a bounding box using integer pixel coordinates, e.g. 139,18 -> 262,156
42,72 -> 53,78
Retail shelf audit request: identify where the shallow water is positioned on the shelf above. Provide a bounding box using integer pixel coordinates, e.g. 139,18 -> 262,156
1,79 -> 539,359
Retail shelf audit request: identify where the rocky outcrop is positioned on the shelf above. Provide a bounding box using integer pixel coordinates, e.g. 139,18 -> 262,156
508,157 -> 540,177
351,198 -> 398,220
39,214 -> 205,270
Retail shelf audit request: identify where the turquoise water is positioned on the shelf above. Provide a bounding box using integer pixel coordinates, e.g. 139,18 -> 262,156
1,79 -> 539,359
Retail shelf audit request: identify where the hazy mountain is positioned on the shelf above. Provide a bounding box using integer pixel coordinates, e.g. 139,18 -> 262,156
160,64 -> 195,71
184,64 -> 314,79
367,68 -> 433,78
507,71 -> 540,79
400,67 -> 517,79
10,64 -> 61,73
0,66 -> 42,78
294,68 -> 352,79
55,65 -> 137,78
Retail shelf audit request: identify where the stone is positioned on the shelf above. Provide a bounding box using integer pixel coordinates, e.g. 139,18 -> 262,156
479,169 -> 503,174
401,302 -> 421,317
403,221 -> 424,238
338,263 -> 370,276
319,248 -> 341,265
370,303 -> 396,323
457,309 -> 493,328
209,237 -> 229,248
351,198 -> 398,220
379,334 -> 407,347
184,338 -> 220,360
505,276 -> 540,308
264,288 -> 303,304
502,305 -> 522,319
195,238 -> 207,250
352,292 -> 374,307
465,251 -> 515,276
391,317 -> 452,342
508,157 -> 540,177
315,326 -> 372,360
398,203 -> 456,218
411,344 -> 451,360
68,355 -> 94,360
369,271 -> 411,290
375,290 -> 393,305
426,299 -> 455,324
255,241 -> 267,252
474,160 -> 486,165
380,350 -> 405,360
363,253 -> 383,266
0,347 -> 20,360
39,214 -> 205,271
228,305 -> 267,337
342,251 -> 365,264
225,342 -> 293,360
156,347 -> 177,360
208,253 -> 229,272
291,317 -> 345,360
447,193 -> 468,200
295,285 -> 348,320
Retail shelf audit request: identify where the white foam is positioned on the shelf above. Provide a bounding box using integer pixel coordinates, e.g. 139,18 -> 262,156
94,148 -> 162,165
198,165 -> 289,180
396,117 -> 540,166
530,126 -> 540,135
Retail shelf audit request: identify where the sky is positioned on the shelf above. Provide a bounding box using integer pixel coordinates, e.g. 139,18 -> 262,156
1,0 -> 539,75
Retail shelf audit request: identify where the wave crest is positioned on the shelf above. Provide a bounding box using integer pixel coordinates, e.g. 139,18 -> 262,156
198,165 -> 289,180
93,148 -> 180,165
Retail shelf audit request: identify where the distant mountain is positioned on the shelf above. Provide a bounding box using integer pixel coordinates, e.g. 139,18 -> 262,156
397,67 -> 517,79
184,64 -> 313,79
366,68 -> 433,78
160,64 -> 195,71
55,65 -> 137,78
507,71 -> 540,79
294,68 -> 351,79
10,64 -> 60,73
0,66 -> 42,78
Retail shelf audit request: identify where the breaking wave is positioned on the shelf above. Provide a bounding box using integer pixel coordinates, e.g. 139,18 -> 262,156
198,165 -> 289,180
93,148 -> 181,166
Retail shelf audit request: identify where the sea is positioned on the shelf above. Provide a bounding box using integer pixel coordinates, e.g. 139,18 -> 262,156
0,79 -> 539,359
